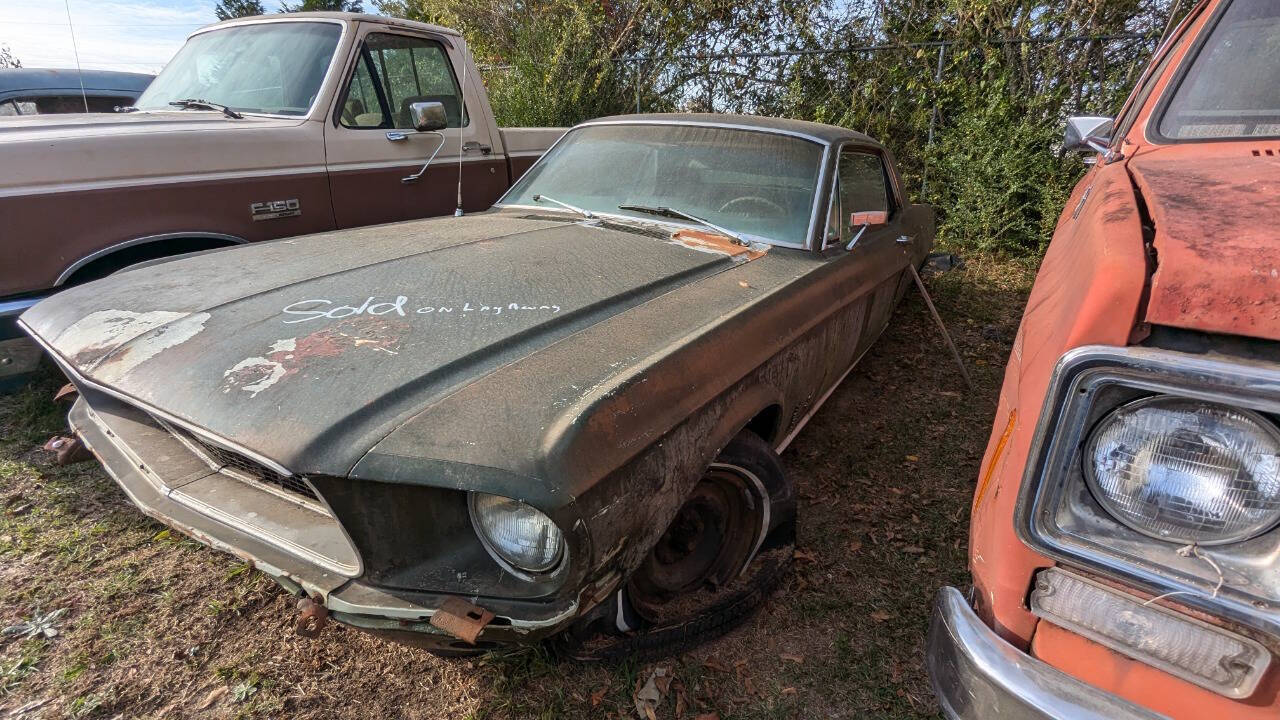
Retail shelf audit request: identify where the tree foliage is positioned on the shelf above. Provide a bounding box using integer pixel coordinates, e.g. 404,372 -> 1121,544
215,0 -> 265,20
0,45 -> 19,69
378,0 -> 1188,255
280,0 -> 364,12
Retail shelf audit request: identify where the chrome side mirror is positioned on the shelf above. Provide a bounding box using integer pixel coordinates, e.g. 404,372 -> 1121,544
1063,116 -> 1114,156
410,101 -> 448,132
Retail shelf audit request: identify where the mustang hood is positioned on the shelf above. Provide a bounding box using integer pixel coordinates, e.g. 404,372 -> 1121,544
1130,149 -> 1280,342
21,213 -> 759,474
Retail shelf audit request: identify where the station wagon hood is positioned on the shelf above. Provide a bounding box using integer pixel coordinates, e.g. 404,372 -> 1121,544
1129,149 -> 1280,342
20,214 -> 762,475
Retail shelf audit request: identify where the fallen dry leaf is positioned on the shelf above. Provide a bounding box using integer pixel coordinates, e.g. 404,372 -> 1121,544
793,549 -> 816,563
848,539 -> 863,553
779,653 -> 804,664
781,687 -> 798,695
871,610 -> 892,622
591,687 -> 608,707
702,657 -> 728,673
905,455 -> 920,462
738,281 -> 750,288
197,686 -> 227,711
694,714 -> 720,720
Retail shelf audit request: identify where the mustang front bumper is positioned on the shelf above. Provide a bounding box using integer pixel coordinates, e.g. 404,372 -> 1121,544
68,393 -> 579,651
927,586 -> 1166,720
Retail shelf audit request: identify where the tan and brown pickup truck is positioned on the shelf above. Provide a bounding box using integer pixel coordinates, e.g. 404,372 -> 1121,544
0,12 -> 563,379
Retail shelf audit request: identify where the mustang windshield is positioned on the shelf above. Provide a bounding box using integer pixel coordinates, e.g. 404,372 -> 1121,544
1159,0 -> 1280,140
502,124 -> 824,246
135,22 -> 342,116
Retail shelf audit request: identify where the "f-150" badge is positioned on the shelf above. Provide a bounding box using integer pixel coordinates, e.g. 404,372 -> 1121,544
250,199 -> 301,221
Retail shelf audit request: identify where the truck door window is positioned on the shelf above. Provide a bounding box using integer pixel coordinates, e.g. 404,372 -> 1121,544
341,33 -> 467,130
834,150 -> 891,244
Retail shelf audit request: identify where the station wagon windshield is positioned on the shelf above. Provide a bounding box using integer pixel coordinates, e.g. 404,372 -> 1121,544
1159,0 -> 1280,140
501,124 -> 824,246
134,22 -> 342,116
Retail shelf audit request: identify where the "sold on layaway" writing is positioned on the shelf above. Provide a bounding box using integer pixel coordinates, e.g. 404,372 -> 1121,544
280,296 -> 563,323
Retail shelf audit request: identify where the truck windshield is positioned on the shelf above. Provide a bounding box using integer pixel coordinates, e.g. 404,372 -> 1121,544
501,124 -> 824,247
1159,0 -> 1280,140
134,22 -> 342,117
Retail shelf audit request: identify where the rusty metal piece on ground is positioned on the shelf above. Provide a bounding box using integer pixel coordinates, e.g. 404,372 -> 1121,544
53,383 -> 79,404
295,597 -> 328,638
429,597 -> 495,645
909,264 -> 973,390
42,435 -> 92,465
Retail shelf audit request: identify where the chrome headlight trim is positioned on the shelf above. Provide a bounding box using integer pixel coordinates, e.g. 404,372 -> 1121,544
1015,345 -> 1280,642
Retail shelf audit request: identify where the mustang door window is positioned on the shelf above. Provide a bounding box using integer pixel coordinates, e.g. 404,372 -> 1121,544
826,149 -> 891,247
1159,0 -> 1280,140
134,22 -> 341,116
341,33 -> 466,129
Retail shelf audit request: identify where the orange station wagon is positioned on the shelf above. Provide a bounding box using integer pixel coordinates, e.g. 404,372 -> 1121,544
928,1 -> 1280,718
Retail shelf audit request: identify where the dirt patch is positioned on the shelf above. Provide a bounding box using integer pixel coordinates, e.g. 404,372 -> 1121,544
0,254 -> 1035,719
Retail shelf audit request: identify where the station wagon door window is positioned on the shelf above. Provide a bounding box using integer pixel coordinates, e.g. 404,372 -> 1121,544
340,33 -> 467,129
826,149 -> 892,249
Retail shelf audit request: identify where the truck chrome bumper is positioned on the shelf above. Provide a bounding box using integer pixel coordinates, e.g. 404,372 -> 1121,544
927,586 -> 1167,720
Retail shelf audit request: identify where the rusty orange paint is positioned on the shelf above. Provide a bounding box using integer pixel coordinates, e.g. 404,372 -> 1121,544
972,408 -> 1015,511
965,1 -> 1280,715
669,228 -> 766,260
1031,621 -> 1280,720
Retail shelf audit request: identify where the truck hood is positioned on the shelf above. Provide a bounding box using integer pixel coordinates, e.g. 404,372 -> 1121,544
0,111 -> 311,192
1130,149 -> 1280,342
20,212 -> 760,475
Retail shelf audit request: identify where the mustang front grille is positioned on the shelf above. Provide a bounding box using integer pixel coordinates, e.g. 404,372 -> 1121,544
160,420 -> 320,504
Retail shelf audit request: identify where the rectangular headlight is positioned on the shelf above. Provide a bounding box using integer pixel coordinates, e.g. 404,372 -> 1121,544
1032,568 -> 1270,698
1015,345 -> 1280,643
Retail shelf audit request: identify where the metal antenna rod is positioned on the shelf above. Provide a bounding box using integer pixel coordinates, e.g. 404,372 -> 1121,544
64,0 -> 89,113
454,36 -> 469,217
909,264 -> 973,390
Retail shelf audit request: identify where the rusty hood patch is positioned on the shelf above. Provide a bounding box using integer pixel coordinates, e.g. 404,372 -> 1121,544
669,228 -> 767,261
21,215 -> 759,475
1130,149 -> 1280,341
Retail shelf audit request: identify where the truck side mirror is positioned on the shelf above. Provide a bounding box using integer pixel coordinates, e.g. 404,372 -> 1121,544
410,101 -> 448,132
1063,116 -> 1114,156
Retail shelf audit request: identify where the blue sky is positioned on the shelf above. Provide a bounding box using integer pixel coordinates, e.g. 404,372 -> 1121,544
0,1 -> 339,74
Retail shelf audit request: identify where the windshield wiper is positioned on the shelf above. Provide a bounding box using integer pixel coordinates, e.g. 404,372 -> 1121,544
617,204 -> 745,246
532,194 -> 594,219
168,98 -> 243,119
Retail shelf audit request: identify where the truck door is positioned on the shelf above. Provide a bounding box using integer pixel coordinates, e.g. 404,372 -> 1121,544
324,29 -> 506,228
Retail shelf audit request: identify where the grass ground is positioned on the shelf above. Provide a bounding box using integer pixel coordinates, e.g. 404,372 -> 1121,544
0,254 -> 1037,719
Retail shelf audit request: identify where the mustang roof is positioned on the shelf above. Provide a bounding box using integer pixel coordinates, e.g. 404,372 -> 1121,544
585,113 -> 878,146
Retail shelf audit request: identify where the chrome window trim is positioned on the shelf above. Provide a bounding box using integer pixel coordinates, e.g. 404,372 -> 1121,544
158,17 -> 350,121
1015,344 -> 1280,641
18,318 -> 294,478
494,119 -> 840,250
54,232 -> 246,286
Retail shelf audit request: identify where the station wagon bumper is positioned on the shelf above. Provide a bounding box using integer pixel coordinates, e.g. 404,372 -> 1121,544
927,586 -> 1166,720
67,393 -> 579,652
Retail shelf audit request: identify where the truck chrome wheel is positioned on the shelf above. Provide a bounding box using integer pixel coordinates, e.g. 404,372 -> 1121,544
627,464 -> 764,623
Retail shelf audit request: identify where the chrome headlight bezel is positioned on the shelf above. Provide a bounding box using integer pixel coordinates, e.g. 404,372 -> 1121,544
1015,345 -> 1280,642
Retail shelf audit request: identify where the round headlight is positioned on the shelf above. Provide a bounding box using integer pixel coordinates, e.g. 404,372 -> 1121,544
468,493 -> 564,574
1084,396 -> 1280,545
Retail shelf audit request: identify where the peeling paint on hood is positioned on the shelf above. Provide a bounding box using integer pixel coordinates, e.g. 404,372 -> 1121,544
1130,150 -> 1280,341
52,309 -> 211,383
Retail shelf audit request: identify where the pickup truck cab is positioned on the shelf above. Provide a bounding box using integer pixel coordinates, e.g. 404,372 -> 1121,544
0,12 -> 562,345
929,1 -> 1280,718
